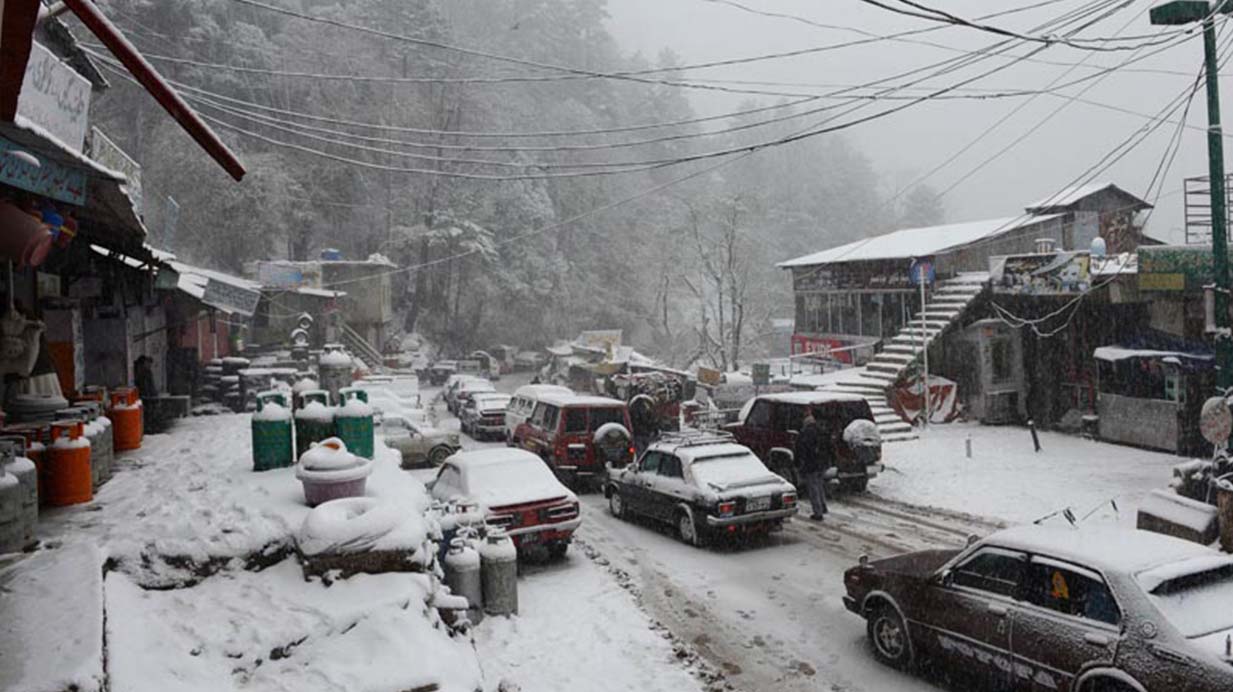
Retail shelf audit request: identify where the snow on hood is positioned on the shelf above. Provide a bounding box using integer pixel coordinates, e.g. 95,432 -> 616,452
871,548 -> 962,577
463,459 -> 574,510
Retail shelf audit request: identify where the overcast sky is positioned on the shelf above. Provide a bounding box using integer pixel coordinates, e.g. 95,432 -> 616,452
605,0 -> 1223,243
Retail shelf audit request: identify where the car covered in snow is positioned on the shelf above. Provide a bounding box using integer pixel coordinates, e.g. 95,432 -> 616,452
446,377 -> 495,415
459,392 -> 512,440
727,391 -> 882,492
426,360 -> 457,387
843,525 -> 1233,692
604,433 -> 797,546
429,448 -> 581,557
381,413 -> 460,468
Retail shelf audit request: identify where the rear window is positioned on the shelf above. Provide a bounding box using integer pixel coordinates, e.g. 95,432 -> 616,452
589,407 -> 625,430
689,453 -> 775,489
1147,564 -> 1233,638
563,408 -> 588,433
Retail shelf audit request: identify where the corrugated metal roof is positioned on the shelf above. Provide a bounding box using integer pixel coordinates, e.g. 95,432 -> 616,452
1025,182 -> 1150,212
778,214 -> 1060,268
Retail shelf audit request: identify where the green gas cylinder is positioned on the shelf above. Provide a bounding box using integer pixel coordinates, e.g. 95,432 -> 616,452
294,390 -> 335,460
252,391 -> 294,471
335,387 -> 374,459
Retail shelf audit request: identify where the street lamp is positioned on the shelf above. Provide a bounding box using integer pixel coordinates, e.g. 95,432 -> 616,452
1152,1 -> 1233,388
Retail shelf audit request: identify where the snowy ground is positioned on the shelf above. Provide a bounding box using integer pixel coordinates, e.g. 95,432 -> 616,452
876,422 -> 1179,526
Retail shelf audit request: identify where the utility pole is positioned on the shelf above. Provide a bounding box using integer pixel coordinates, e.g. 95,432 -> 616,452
1153,1 -> 1233,388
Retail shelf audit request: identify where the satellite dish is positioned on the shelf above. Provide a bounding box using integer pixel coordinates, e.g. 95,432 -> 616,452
1090,236 -> 1107,258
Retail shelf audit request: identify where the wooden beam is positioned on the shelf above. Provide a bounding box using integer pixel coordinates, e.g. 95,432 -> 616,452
61,0 -> 246,181
0,0 -> 42,121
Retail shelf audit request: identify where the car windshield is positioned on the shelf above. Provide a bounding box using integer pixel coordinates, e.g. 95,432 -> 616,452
689,453 -> 776,489
1146,564 -> 1233,638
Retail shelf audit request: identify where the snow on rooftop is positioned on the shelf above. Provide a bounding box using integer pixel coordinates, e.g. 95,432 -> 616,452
1093,347 -> 1213,362
1025,182 -> 1149,212
754,390 -> 869,405
778,214 -> 1061,268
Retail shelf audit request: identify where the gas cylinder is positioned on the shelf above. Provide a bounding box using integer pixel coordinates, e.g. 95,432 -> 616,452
252,391 -> 294,471
317,345 -> 354,405
47,420 -> 91,506
334,387 -> 374,459
444,536 -> 484,625
0,436 -> 38,547
294,390 -> 335,460
480,529 -> 519,616
109,391 -> 142,452
0,465 -> 21,553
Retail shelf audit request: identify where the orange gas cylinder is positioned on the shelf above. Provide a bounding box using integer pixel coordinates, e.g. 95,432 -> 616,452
109,391 -> 142,452
47,421 -> 92,506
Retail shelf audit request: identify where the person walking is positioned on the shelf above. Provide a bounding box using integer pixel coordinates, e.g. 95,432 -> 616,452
794,411 -> 828,521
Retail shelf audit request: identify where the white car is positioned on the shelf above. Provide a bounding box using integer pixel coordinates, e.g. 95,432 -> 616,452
363,386 -> 427,425
429,448 -> 580,557
381,413 -> 460,468
449,378 -> 496,415
460,392 -> 512,440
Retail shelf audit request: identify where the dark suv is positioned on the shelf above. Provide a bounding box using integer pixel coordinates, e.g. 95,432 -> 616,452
518,393 -> 634,489
726,391 -> 882,492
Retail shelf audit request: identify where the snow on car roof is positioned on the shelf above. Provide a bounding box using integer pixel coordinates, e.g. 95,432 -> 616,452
988,525 -> 1217,575
447,448 -> 541,469
672,442 -> 757,465
513,384 -> 573,398
754,391 -> 869,405
534,392 -> 627,408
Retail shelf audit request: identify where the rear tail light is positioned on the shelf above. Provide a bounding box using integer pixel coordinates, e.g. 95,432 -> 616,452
718,501 -> 736,517
782,493 -> 797,508
546,502 -> 579,521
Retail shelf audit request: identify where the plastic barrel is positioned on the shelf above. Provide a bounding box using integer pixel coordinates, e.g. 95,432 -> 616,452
47,421 -> 92,506
335,387 -> 374,460
109,392 -> 142,452
294,390 -> 335,460
252,391 -> 294,472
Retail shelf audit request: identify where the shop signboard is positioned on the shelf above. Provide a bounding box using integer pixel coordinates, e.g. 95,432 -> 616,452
579,329 -> 623,351
202,278 -> 261,317
751,363 -> 771,386
697,366 -> 722,387
1138,245 -> 1231,292
90,127 -> 143,214
992,252 -> 1092,295
0,135 -> 87,204
18,42 -> 91,153
258,261 -> 307,288
793,262 -> 914,291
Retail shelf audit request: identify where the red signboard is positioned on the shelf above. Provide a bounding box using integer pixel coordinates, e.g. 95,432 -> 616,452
790,335 -> 852,364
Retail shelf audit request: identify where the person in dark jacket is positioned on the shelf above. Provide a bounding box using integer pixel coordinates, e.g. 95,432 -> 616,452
794,412 -> 828,520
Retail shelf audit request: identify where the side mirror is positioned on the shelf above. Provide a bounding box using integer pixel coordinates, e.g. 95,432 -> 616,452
937,570 -> 954,587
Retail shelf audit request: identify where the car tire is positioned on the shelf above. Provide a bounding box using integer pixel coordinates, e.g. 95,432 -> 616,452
609,490 -> 626,520
428,445 -> 452,466
676,509 -> 705,547
867,604 -> 912,669
1083,678 -> 1138,692
547,542 -> 569,560
841,477 -> 869,493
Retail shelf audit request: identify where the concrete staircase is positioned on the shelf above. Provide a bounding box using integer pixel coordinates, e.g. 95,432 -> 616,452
340,322 -> 384,371
822,272 -> 989,443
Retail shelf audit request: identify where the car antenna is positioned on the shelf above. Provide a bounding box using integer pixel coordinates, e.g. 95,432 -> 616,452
1078,497 -> 1119,523
1031,507 -> 1077,527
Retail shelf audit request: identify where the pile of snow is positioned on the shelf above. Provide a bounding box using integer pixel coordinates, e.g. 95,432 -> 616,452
294,400 -> 334,422
106,560 -> 481,692
297,497 -> 431,558
336,396 -> 373,418
297,438 -> 372,483
252,401 -> 291,422
319,350 -> 353,368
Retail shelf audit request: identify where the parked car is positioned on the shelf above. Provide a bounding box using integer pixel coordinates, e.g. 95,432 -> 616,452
517,393 -> 633,489
514,351 -> 547,371
460,392 -> 512,440
381,413 -> 460,468
843,525 -> 1233,692
450,378 -> 496,415
361,386 -> 427,425
429,448 -> 581,557
604,433 -> 797,546
727,391 -> 882,492
505,384 -> 573,445
426,360 -> 457,387
442,374 -> 482,412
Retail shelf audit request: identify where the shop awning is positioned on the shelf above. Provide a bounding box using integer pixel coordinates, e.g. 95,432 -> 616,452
171,260 -> 262,317
1094,330 -> 1213,370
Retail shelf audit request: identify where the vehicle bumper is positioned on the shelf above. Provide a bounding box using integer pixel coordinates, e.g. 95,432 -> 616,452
504,518 -> 582,545
554,465 -> 602,477
837,463 -> 884,480
842,595 -> 861,615
705,507 -> 798,527
475,423 -> 505,434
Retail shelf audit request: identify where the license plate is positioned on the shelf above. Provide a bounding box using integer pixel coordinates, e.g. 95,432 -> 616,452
747,496 -> 770,512
520,531 -> 540,544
